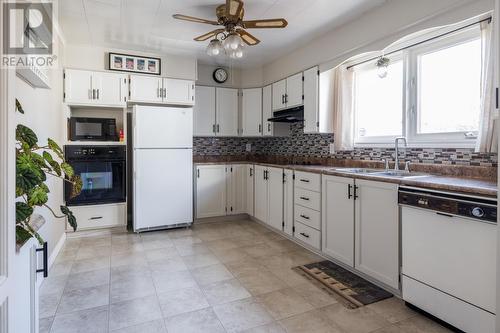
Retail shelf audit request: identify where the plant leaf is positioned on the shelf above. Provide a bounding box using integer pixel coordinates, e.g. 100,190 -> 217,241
27,186 -> 49,206
42,151 -> 54,163
71,176 -> 83,198
61,162 -> 74,178
61,206 -> 77,231
16,202 -> 33,223
15,99 -> 24,114
16,124 -> 38,148
16,225 -> 32,244
16,162 -> 43,194
47,138 -> 63,159
31,152 -> 49,170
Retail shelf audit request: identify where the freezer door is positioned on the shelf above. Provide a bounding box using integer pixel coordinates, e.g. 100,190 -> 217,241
133,105 -> 193,148
133,149 -> 193,231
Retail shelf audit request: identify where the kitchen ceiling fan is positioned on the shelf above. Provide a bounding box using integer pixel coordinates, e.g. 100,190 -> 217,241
173,0 -> 288,59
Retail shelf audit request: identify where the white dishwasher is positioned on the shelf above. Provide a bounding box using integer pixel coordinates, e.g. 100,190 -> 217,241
399,187 -> 497,333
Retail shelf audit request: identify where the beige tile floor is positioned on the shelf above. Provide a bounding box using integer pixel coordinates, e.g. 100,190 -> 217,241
40,219 -> 452,333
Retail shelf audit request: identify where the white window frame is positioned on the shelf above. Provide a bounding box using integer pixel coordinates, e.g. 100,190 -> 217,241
406,28 -> 481,148
351,27 -> 482,148
353,53 -> 406,146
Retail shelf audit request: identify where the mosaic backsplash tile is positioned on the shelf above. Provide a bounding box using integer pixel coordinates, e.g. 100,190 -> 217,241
194,123 -> 498,167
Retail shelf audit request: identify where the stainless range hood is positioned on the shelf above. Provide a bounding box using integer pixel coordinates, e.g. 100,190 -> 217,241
267,106 -> 304,123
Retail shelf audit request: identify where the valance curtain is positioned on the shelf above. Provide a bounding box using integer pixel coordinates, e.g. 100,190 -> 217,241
475,20 -> 497,153
333,66 -> 354,151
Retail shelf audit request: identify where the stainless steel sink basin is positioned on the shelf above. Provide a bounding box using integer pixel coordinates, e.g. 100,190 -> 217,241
331,168 -> 380,174
371,170 -> 429,179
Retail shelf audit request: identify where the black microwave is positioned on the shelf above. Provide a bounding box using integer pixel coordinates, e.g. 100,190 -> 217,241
69,117 -> 118,141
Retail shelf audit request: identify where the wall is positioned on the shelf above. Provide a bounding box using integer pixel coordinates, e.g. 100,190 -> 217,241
65,44 -> 197,80
15,35 -> 66,258
197,63 -> 242,87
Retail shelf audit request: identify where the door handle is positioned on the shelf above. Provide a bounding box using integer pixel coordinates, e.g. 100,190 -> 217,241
299,232 -> 310,238
299,179 -> 310,183
258,124 -> 262,133
299,196 -> 310,201
197,169 -> 200,178
216,124 -> 220,133
285,94 -> 288,104
300,214 -> 310,220
282,94 -> 285,105
354,185 -> 359,200
36,242 -> 48,278
92,89 -> 96,100
267,123 -> 271,132
250,168 -> 253,177
96,89 -> 99,100
348,184 -> 353,199
89,216 -> 103,220
213,124 -> 216,133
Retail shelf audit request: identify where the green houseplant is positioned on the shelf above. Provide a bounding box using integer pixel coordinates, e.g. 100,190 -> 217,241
15,99 -> 82,244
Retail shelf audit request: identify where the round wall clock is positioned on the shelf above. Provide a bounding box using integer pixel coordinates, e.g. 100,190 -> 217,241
213,68 -> 228,84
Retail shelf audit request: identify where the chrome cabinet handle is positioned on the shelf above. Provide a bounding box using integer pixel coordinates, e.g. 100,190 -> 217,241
299,232 -> 310,238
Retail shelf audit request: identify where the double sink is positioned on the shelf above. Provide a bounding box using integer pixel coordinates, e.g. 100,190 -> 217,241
331,168 -> 429,179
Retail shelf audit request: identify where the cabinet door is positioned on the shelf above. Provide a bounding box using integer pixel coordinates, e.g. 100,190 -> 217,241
93,72 -> 127,107
272,79 -> 287,111
216,88 -> 239,136
283,169 -> 294,236
285,72 -> 303,108
165,78 -> 195,105
303,67 -> 319,133
227,164 -> 247,215
254,165 -> 268,223
196,165 -> 227,218
262,85 -> 273,136
267,167 -> 283,231
246,165 -> 255,216
322,175 -> 355,266
194,86 -> 216,136
64,69 -> 93,105
355,180 -> 399,289
129,75 -> 163,103
241,88 -> 263,137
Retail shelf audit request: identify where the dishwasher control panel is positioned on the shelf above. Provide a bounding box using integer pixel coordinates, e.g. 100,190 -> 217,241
399,187 -> 497,223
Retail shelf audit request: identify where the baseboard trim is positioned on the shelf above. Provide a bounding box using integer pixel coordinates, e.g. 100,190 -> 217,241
195,214 -> 249,224
48,232 -> 66,269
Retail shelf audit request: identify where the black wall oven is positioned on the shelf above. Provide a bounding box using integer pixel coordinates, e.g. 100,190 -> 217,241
64,145 -> 126,206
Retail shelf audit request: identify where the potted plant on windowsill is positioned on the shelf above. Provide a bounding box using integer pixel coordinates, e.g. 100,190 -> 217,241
15,99 -> 82,245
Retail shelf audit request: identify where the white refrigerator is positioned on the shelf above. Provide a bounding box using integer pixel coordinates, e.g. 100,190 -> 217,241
132,105 -> 193,232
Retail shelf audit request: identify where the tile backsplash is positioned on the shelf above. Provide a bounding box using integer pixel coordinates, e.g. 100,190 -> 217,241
194,123 -> 498,167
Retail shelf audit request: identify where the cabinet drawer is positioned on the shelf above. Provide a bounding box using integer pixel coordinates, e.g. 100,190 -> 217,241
295,205 -> 321,230
70,204 -> 126,231
294,171 -> 321,192
294,222 -> 321,250
295,188 -> 320,211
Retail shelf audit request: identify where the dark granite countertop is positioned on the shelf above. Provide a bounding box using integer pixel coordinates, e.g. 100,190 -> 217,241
194,159 -> 497,197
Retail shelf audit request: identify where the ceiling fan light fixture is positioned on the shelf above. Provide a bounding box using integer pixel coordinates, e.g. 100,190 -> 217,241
224,32 -> 243,51
207,38 -> 223,56
228,44 -> 244,59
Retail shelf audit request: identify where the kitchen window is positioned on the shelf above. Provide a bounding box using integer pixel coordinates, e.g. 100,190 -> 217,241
352,26 -> 482,147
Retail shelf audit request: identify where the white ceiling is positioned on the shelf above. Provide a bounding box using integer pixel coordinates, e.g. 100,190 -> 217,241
59,0 -> 387,68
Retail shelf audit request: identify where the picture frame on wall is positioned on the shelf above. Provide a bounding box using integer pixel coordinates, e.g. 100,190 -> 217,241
108,52 -> 161,75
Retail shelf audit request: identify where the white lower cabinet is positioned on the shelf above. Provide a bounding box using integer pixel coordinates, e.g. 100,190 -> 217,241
355,179 -> 399,289
69,203 -> 126,231
254,165 -> 283,230
227,164 -> 247,215
322,175 -> 355,266
294,171 -> 321,250
245,165 -> 255,216
195,165 -> 227,218
283,169 -> 294,236
254,165 -> 269,223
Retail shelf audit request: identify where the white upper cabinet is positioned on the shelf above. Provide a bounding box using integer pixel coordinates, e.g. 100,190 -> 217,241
272,79 -> 287,111
303,67 -> 320,133
194,86 -> 216,136
241,88 -> 263,137
129,75 -> 163,104
262,85 -> 273,136
165,78 -> 195,106
285,72 -> 304,108
216,88 -> 239,136
64,69 -> 126,107
129,75 -> 194,106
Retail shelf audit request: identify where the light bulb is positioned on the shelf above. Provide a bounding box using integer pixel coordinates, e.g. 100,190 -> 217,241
377,66 -> 388,79
206,39 -> 223,56
228,45 -> 244,59
224,33 -> 242,51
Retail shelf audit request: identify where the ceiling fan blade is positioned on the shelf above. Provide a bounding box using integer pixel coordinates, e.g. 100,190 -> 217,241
242,18 -> 288,29
237,30 -> 260,45
226,0 -> 244,20
172,14 -> 219,25
194,29 -> 225,42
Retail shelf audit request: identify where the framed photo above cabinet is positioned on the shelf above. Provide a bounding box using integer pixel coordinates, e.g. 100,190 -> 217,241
108,52 -> 161,75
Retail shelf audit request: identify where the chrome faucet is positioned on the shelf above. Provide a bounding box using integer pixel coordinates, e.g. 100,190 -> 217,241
394,137 -> 407,171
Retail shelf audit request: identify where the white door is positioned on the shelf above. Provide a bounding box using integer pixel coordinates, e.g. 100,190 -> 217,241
272,79 -> 287,111
165,78 -> 195,106
262,85 -> 273,136
227,164 -> 246,215
267,167 -> 283,231
134,149 -> 193,230
196,165 -> 227,218
322,175 -> 355,266
93,72 -> 127,107
254,165 -> 268,223
241,88 -> 262,137
216,88 -> 238,136
355,180 -> 399,289
303,67 -> 319,133
286,72 -> 303,108
133,105 -> 193,148
245,165 -> 254,216
283,169 -> 294,236
129,75 -> 163,103
64,69 -> 93,105
194,86 -> 216,136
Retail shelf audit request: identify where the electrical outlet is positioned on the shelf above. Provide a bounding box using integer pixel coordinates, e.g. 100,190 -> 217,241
329,143 -> 335,154
246,143 -> 252,152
